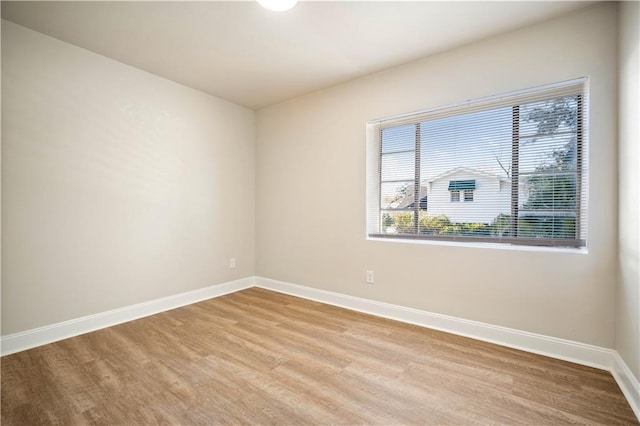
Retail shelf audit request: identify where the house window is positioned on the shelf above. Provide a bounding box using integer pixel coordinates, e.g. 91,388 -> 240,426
449,180 -> 475,202
367,78 -> 588,248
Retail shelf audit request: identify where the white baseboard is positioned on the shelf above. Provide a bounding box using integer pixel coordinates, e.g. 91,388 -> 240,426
255,277 -> 614,369
612,351 -> 640,420
0,277 -> 255,356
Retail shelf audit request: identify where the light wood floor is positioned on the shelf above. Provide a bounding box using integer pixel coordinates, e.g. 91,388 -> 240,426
1,288 -> 637,425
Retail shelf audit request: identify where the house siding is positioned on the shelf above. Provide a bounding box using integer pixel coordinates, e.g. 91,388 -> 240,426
427,171 -> 510,223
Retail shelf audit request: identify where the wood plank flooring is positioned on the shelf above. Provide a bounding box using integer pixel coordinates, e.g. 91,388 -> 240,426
2,287 -> 637,425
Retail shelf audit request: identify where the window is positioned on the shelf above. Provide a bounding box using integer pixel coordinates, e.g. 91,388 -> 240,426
449,180 -> 475,202
367,78 -> 588,248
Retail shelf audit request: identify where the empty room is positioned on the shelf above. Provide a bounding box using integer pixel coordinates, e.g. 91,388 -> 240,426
1,0 -> 639,424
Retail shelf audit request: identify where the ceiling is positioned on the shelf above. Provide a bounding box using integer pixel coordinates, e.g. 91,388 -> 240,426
1,1 -> 595,110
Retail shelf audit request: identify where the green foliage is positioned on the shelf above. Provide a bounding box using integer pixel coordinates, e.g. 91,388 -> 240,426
522,128 -> 577,212
419,215 -> 451,234
490,213 -> 512,237
419,214 -> 491,236
524,97 -> 577,135
383,213 -> 496,237
524,173 -> 576,211
393,212 -> 415,233
518,216 -> 576,239
382,213 -> 394,228
384,212 -> 576,240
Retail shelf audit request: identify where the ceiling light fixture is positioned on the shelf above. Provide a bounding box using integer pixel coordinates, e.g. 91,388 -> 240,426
257,0 -> 298,12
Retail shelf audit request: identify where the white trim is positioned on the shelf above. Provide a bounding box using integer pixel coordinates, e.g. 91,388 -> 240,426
255,277 -> 614,370
0,277 -> 255,356
366,235 -> 589,254
427,166 -> 507,184
612,351 -> 640,420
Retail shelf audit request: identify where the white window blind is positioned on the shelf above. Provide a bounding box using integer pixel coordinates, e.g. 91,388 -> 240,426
367,78 -> 588,248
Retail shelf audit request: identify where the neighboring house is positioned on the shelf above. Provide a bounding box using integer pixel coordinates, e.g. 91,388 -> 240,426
426,167 -> 511,223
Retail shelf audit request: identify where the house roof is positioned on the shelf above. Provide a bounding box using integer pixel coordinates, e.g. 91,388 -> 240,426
390,185 -> 429,210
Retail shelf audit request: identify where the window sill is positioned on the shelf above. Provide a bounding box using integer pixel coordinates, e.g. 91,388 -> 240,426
367,234 -> 588,254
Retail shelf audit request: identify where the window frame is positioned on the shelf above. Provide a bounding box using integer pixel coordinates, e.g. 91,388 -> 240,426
366,78 -> 588,249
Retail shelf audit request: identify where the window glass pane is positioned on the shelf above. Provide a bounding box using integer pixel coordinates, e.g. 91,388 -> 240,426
381,151 -> 414,181
519,173 -> 577,211
518,135 -> 577,174
420,107 -> 512,180
418,107 -> 512,231
381,181 -> 414,209
381,124 -> 415,153
518,213 -> 577,239
381,211 -> 416,234
519,97 -> 578,138
418,211 -> 495,237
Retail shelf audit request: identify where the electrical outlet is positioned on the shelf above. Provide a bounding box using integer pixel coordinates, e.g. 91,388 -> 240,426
366,270 -> 375,284
229,258 -> 236,269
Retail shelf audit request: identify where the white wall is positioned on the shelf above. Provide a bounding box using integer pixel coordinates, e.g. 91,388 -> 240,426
256,3 -> 618,347
1,2 -> 630,360
616,1 -> 640,382
1,20 -> 255,335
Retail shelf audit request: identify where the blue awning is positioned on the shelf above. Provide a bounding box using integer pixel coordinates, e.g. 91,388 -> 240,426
448,180 -> 476,191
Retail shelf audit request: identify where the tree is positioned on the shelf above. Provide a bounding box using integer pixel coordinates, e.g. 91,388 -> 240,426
520,97 -> 579,239
382,213 -> 394,229
523,144 -> 576,211
419,215 -> 451,234
524,97 -> 577,135
389,183 -> 411,206
393,212 -> 415,233
490,213 -> 511,237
